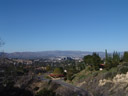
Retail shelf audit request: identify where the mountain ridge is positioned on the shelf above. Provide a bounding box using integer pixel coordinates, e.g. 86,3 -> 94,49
0,51 -> 124,59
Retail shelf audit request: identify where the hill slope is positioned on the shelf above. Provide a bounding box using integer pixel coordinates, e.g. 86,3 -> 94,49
71,63 -> 128,96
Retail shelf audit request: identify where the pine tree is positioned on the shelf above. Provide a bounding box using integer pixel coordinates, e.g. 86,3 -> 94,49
112,51 -> 120,67
105,49 -> 108,64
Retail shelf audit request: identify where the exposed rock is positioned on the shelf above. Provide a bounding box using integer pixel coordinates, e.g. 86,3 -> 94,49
98,72 -> 128,96
71,66 -> 128,96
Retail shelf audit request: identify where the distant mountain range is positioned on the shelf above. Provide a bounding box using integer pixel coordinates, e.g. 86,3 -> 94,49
0,51 -> 124,59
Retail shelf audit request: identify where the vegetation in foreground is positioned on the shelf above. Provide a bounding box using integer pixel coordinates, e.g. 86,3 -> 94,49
0,49 -> 128,96
68,51 -> 128,96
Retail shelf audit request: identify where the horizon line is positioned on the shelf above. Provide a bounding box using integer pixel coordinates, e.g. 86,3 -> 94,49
1,50 -> 126,53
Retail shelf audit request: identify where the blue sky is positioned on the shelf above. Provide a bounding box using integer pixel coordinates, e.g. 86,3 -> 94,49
0,0 -> 128,52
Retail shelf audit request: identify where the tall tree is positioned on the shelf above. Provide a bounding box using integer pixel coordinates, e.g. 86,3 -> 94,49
92,52 -> 101,70
105,51 -> 120,70
105,49 -> 109,64
112,51 -> 120,64
123,52 -> 128,62
105,55 -> 113,70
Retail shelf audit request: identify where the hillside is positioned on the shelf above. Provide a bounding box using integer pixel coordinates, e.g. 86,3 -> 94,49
71,63 -> 128,96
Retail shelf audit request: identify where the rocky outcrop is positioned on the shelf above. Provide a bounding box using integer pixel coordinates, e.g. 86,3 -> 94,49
98,72 -> 128,96
76,72 -> 128,96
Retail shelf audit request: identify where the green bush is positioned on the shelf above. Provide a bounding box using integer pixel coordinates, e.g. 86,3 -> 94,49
46,66 -> 51,72
53,68 -> 63,75
45,76 -> 52,79
118,66 -> 128,74
67,72 -> 73,81
103,68 -> 117,79
87,66 -> 93,71
104,72 -> 115,79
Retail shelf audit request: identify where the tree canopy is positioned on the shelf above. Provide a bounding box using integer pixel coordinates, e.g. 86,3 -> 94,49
105,50 -> 120,70
83,53 -> 101,70
83,55 -> 93,65
123,52 -> 128,62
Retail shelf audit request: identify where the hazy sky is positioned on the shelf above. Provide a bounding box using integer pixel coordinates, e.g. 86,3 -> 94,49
0,0 -> 128,52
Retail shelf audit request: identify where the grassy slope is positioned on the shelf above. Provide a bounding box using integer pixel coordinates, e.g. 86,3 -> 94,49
71,63 -> 128,96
